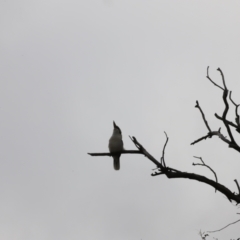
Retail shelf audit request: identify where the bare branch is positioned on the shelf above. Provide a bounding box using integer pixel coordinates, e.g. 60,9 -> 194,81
215,114 -> 238,129
131,137 -> 240,203
88,150 -> 141,156
191,130 -> 231,146
163,170 -> 240,203
229,91 -> 240,128
215,113 -> 240,136
206,66 -> 224,91
199,230 -> 209,240
221,88 -> 238,146
191,133 -> 211,145
217,68 -> 227,90
129,136 -> 164,171
229,91 -> 238,107
234,179 -> 240,195
160,132 -> 168,167
193,156 -> 218,192
195,101 -> 211,132
207,219 -> 240,233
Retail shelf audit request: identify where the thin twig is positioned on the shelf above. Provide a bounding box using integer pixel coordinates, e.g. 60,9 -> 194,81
217,68 -> 227,90
195,101 -> 211,132
229,91 -> 240,127
160,132 -> 168,167
191,134 -> 211,145
229,91 -> 238,106
234,179 -> 240,195
215,114 -> 238,129
207,219 -> 240,233
206,66 -> 224,91
193,156 -> 218,192
129,136 -> 164,170
222,88 -> 236,144
191,130 -> 231,146
216,68 -> 238,147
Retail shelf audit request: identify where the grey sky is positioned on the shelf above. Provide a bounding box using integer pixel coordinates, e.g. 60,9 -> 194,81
1,1 -> 240,239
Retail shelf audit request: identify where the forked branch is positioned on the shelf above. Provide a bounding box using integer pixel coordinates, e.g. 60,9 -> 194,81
193,156 -> 218,192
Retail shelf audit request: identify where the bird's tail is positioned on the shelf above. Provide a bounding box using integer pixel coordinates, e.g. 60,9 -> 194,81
113,155 -> 120,170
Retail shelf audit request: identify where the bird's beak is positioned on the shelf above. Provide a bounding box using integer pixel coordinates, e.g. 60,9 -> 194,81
113,121 -> 117,128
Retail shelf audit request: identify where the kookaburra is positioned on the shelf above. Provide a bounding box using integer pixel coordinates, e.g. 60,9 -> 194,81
108,121 -> 124,170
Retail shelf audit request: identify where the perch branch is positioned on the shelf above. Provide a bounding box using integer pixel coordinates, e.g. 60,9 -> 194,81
88,150 -> 141,156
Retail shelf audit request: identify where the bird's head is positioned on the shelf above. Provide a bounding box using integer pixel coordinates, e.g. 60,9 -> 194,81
113,121 -> 122,135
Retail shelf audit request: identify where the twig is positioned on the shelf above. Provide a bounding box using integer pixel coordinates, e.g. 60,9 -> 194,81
229,91 -> 240,128
234,179 -> 240,195
160,132 -> 168,167
215,114 -> 238,129
217,68 -> 227,90
215,68 -> 238,148
191,134 -> 211,145
193,156 -> 218,192
207,219 -> 240,233
199,230 -> 209,240
222,89 -> 237,146
195,101 -> 211,132
129,136 -> 164,170
191,130 -> 231,146
206,66 -> 224,91
229,91 -> 238,106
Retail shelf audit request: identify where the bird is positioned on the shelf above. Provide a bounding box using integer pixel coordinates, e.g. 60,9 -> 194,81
108,121 -> 124,170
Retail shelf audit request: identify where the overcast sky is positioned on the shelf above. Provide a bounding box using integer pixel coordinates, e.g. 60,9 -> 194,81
1,1 -> 240,240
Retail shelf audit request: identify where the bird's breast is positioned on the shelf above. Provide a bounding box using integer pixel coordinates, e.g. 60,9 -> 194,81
108,136 -> 123,153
